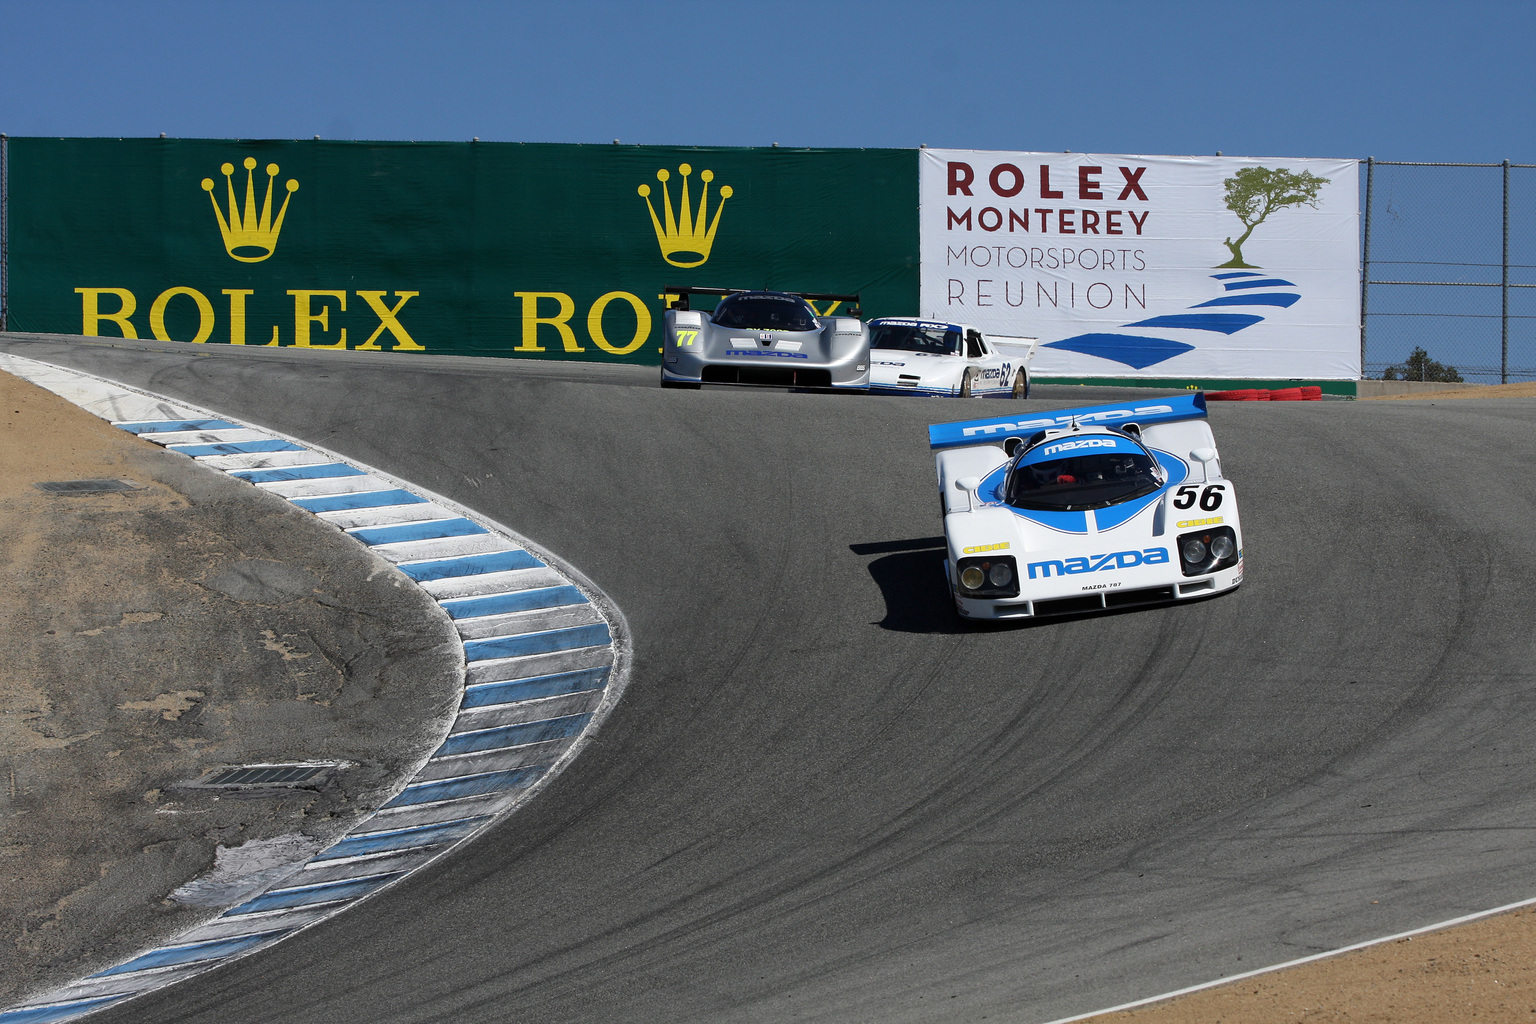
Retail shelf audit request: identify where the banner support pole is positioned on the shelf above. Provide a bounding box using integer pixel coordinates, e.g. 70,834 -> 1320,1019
1359,156 -> 1374,380
1502,159 -> 1510,385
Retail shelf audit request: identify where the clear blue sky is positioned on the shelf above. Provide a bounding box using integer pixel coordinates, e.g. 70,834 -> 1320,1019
2,0 -> 1531,162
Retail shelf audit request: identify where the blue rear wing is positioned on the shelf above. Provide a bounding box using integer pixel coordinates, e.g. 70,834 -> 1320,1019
928,392 -> 1208,451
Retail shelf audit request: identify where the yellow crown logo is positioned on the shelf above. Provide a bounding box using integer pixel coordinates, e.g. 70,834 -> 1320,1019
639,164 -> 732,268
200,157 -> 299,263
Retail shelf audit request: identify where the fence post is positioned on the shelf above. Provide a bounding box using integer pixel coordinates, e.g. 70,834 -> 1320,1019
1502,159 -> 1510,385
1360,156 -> 1374,378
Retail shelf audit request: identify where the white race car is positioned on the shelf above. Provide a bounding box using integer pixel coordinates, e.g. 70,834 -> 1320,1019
868,318 -> 1037,398
931,393 -> 1243,620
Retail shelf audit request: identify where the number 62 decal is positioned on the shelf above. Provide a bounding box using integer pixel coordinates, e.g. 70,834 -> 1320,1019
1173,484 -> 1226,511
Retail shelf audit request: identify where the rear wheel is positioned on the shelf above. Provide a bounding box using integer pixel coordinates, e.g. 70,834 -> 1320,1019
958,369 -> 977,397
1011,368 -> 1030,399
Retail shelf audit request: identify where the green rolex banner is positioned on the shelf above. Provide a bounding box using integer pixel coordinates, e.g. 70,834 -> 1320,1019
1,138 -> 919,361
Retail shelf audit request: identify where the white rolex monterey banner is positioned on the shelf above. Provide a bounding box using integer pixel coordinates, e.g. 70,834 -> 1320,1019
919,149 -> 1360,379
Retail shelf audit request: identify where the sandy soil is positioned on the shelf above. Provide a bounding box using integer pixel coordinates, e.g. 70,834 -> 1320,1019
1084,906 -> 1536,1023
1362,381 -> 1536,400
0,369 -> 463,1004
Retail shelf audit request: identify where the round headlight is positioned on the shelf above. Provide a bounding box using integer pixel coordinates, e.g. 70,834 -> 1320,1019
960,566 -> 986,590
989,562 -> 1013,586
1210,535 -> 1235,560
1181,539 -> 1207,563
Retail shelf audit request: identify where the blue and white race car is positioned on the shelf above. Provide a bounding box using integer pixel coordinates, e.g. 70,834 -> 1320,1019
869,318 -> 1037,398
931,393 -> 1242,620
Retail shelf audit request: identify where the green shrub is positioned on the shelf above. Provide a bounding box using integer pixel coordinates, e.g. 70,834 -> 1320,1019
1381,347 -> 1464,383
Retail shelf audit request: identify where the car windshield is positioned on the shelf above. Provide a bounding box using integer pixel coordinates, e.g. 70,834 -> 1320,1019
1006,451 -> 1163,511
870,324 -> 960,355
711,294 -> 820,332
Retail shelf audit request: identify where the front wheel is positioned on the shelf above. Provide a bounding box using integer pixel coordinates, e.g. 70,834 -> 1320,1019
958,369 -> 977,398
1011,368 -> 1030,399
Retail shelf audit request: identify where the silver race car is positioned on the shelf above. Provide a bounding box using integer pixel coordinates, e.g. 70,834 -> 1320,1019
660,286 -> 870,390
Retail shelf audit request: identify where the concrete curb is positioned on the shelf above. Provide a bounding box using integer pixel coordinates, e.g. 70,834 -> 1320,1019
1353,379 -> 1482,398
0,354 -> 632,1024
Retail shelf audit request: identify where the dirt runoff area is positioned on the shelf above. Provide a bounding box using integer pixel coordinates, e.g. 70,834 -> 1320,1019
0,369 -> 463,1005
1082,906 -> 1536,1023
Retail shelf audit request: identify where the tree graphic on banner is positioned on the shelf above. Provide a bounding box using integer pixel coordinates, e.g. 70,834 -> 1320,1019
1218,167 -> 1330,268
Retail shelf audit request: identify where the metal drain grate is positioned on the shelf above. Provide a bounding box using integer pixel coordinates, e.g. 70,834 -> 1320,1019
34,478 -> 143,494
189,763 -> 343,789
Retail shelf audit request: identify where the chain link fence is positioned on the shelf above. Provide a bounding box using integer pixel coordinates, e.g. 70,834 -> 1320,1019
1362,159 -> 1536,383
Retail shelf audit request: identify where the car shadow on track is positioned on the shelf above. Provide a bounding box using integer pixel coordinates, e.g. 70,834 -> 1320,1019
852,537 -> 1202,633
851,537 -> 971,634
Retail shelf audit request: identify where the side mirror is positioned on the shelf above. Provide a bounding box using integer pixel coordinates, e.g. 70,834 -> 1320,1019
951,476 -> 982,514
1189,447 -> 1219,481
1003,436 -> 1024,457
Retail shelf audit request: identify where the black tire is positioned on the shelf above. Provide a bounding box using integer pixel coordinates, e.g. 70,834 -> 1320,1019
1011,368 -> 1030,399
958,369 -> 976,398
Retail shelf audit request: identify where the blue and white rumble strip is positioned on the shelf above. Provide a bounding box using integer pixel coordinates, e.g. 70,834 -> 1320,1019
0,354 -> 630,1024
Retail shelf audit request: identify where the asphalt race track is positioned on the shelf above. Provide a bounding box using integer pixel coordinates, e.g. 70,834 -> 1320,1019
7,335 -> 1536,1024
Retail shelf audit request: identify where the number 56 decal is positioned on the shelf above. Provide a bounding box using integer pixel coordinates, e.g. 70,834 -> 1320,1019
1173,483 -> 1226,511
